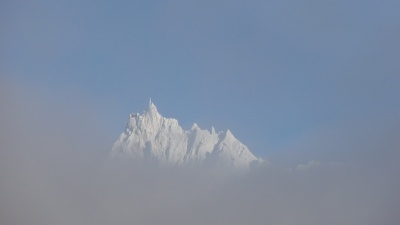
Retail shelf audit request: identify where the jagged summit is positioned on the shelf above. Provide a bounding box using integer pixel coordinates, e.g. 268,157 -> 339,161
112,101 -> 259,169
147,98 -> 158,114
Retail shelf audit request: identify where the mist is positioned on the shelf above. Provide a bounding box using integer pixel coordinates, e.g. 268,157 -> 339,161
1,80 -> 399,225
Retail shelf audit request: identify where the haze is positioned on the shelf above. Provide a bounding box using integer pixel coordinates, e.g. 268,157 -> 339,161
1,78 -> 399,225
1,0 -> 400,224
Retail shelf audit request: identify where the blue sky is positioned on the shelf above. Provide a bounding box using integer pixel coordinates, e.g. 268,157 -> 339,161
2,0 -> 400,159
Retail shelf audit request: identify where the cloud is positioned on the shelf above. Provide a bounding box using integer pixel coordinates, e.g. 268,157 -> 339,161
0,79 -> 399,225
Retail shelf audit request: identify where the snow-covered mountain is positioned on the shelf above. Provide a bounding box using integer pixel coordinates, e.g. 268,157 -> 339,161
111,100 -> 260,169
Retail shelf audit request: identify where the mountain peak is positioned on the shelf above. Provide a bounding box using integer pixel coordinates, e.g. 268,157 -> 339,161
112,102 -> 259,169
146,98 -> 159,116
225,129 -> 234,139
191,123 -> 200,131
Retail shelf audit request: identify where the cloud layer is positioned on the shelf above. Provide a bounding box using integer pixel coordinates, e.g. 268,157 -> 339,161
0,80 -> 398,225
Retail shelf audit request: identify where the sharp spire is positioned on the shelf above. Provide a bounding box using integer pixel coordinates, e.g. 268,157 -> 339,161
146,97 -> 159,116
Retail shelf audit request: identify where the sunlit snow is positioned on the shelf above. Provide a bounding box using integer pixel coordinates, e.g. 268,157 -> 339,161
112,100 -> 260,168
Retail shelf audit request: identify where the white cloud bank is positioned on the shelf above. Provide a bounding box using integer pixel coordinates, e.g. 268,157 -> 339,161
0,79 -> 399,225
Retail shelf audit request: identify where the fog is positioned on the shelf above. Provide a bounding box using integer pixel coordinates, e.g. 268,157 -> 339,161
1,81 -> 399,225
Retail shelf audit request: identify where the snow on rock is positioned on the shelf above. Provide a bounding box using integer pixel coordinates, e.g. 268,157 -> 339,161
111,100 -> 259,169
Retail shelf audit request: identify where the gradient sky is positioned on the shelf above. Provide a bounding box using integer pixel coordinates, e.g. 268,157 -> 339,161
2,0 -> 399,159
